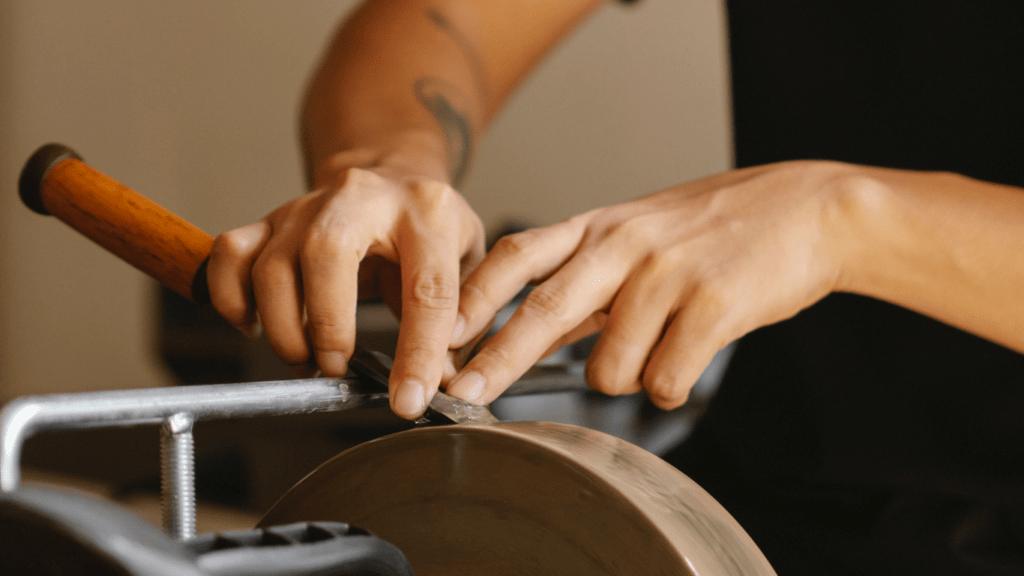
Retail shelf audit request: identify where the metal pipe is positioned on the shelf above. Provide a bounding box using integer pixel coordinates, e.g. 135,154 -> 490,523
0,377 -> 386,492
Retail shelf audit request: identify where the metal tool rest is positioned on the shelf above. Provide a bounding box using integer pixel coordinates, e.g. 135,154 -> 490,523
0,367 -> 586,539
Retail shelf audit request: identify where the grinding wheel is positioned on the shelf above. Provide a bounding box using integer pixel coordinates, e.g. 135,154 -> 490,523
260,421 -> 776,576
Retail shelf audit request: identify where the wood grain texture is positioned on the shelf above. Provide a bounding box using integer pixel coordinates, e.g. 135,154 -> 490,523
38,158 -> 213,301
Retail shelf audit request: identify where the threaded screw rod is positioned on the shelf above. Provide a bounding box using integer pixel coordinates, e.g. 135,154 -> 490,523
160,412 -> 196,540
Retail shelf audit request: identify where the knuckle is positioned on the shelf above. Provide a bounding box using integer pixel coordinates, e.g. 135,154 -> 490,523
408,271 -> 458,310
585,359 -> 637,396
400,337 -> 444,367
252,254 -> 294,291
520,285 -> 573,324
211,230 -> 249,259
475,344 -> 516,373
491,231 -> 536,263
300,227 -> 357,265
402,180 -> 465,229
643,372 -> 691,409
409,178 -> 456,207
392,337 -> 446,382
336,166 -> 385,190
604,214 -> 660,250
643,249 -> 685,277
688,278 -> 730,321
306,313 -> 348,344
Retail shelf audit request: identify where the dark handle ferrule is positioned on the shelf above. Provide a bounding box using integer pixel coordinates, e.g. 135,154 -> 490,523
18,143 -> 83,215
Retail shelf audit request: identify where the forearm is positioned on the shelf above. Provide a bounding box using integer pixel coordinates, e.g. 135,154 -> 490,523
301,0 -> 605,188
833,165 -> 1024,353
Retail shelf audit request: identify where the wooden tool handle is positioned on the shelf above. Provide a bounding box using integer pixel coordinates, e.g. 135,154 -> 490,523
19,143 -> 213,303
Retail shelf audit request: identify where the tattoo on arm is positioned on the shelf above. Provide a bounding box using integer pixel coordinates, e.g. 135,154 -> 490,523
415,77 -> 473,187
425,8 -> 489,100
413,8 -> 487,188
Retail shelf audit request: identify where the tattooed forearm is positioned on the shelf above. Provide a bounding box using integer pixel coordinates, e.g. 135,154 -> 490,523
414,77 -> 473,186
414,8 -> 488,187
425,8 -> 490,101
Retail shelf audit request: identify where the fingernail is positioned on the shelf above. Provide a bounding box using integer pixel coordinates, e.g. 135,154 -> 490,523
447,371 -> 486,404
394,379 -> 427,418
317,351 -> 348,376
450,314 -> 466,343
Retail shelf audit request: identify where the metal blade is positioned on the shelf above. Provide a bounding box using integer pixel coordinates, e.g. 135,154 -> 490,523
348,346 -> 499,425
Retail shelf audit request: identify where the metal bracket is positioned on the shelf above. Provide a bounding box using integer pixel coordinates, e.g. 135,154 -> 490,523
0,377 -> 387,540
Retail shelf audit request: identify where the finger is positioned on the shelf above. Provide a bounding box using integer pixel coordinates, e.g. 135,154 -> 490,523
252,245 -> 313,376
586,255 -> 682,396
300,225 -> 363,377
451,221 -> 585,347
369,203 -> 478,318
207,221 -> 270,338
440,313 -> 494,388
459,212 -> 487,283
442,350 -> 460,382
537,311 -> 606,361
444,205 -> 485,345
447,249 -> 627,404
388,234 -> 462,419
643,282 -> 735,409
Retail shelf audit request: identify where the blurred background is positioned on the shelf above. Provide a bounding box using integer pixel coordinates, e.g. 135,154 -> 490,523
0,0 -> 731,397
0,0 -> 731,525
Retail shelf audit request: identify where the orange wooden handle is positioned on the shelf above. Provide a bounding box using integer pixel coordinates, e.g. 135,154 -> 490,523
19,144 -> 214,303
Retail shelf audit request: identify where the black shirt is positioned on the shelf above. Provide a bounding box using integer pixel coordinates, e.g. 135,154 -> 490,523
665,2 -> 1024,574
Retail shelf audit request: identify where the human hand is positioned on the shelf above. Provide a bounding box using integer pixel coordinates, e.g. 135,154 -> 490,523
446,161 -> 868,408
206,161 -> 485,419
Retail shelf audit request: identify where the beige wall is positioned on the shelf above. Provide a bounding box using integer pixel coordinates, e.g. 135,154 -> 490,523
0,1 -> 731,397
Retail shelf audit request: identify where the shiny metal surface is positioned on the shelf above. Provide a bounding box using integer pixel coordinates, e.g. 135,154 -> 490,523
0,377 -> 383,493
260,421 -> 776,576
423,391 -> 499,425
160,413 -> 196,540
348,346 -> 500,424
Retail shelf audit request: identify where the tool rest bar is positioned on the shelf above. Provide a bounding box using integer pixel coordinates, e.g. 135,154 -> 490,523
0,377 -> 386,538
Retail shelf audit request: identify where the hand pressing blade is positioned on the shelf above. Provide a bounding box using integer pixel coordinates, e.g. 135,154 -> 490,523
348,346 -> 498,425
